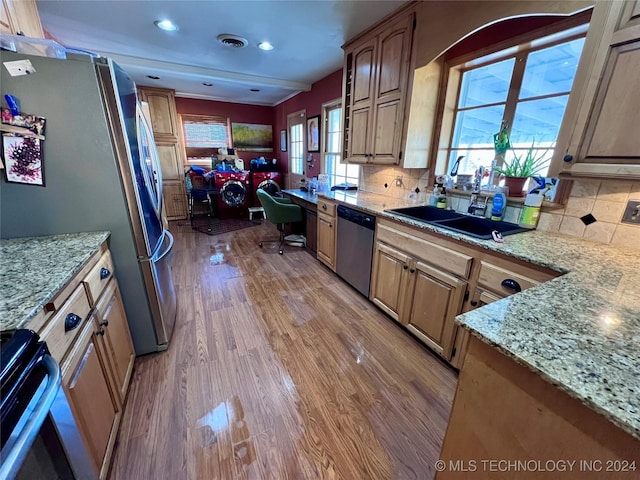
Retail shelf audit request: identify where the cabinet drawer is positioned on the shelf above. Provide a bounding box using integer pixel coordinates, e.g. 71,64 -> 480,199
40,284 -> 92,363
377,223 -> 473,278
83,250 -> 115,305
478,261 -> 556,296
317,199 -> 336,217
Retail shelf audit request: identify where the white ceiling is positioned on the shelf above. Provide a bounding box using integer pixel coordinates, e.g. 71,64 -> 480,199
37,0 -> 409,106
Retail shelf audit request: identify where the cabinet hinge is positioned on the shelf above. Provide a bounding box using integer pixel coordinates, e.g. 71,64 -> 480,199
451,347 -> 457,358
463,290 -> 469,302
413,18 -> 417,31
399,150 -> 403,160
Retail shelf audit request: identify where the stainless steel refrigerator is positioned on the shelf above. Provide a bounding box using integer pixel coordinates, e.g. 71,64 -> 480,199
0,50 -> 177,355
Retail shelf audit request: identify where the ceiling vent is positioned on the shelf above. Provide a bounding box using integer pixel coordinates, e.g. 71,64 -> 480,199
217,34 -> 248,48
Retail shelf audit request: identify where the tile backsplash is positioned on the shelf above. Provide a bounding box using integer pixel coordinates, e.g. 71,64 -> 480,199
537,179 -> 640,250
359,168 -> 639,250
359,165 -> 431,200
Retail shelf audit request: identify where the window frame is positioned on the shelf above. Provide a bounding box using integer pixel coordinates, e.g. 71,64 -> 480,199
180,113 -> 231,165
321,98 -> 359,188
287,109 -> 306,181
432,11 -> 592,184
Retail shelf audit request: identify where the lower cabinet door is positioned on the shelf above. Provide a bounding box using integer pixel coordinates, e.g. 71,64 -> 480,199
370,242 -> 411,321
317,213 -> 336,269
96,280 -> 135,401
163,180 -> 188,220
63,319 -> 121,479
404,260 -> 467,360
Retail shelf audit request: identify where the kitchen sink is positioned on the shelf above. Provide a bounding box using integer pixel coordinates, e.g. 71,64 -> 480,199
433,216 -> 528,239
386,206 -> 466,222
385,206 -> 527,239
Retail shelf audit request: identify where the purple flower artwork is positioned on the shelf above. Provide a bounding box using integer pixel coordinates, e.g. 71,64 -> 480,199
3,135 -> 45,186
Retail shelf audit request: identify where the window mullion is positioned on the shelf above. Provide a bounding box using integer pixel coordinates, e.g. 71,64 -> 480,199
502,54 -> 527,135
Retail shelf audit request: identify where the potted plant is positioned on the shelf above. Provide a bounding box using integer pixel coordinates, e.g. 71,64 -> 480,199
494,140 -> 552,197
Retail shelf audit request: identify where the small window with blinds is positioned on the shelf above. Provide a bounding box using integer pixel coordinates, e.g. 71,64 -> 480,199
181,114 -> 231,163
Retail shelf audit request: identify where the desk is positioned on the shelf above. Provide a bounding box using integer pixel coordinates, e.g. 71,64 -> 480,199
281,189 -> 318,253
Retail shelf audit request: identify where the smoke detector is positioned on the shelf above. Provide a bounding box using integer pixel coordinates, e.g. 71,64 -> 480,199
217,34 -> 248,48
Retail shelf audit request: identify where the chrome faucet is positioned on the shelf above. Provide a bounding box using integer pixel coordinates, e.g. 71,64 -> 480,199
468,166 -> 487,216
468,194 -> 488,217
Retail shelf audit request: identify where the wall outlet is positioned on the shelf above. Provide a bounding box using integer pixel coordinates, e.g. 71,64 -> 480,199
621,199 -> 640,225
395,175 -> 403,187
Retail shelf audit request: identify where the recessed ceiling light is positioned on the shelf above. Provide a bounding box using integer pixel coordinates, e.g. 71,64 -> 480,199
202,82 -> 213,87
250,88 -> 260,92
154,20 -> 178,32
258,41 -> 274,51
147,75 -> 160,80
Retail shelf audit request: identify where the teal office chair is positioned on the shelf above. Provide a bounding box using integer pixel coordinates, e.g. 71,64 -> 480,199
256,189 -> 304,254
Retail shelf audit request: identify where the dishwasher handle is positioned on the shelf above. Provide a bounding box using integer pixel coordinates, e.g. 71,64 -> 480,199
337,205 -> 375,230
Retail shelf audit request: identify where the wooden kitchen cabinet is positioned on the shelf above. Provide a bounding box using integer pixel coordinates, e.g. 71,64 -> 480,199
0,0 -> 44,38
138,86 -> 188,219
450,255 -> 559,369
163,180 -> 188,220
95,279 -> 135,402
138,87 -> 180,141
370,242 -> 411,321
553,0 -> 640,179
404,260 -> 467,359
342,7 -> 414,165
317,212 -> 336,270
157,141 -> 184,182
62,318 -> 121,479
35,241 -> 134,479
371,219 -> 472,361
317,199 -> 337,269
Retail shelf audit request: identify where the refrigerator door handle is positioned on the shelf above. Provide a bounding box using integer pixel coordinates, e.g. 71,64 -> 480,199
156,230 -> 174,261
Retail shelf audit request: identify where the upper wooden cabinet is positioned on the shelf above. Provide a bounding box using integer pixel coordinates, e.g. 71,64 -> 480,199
138,86 -> 188,220
138,87 -> 180,141
1,0 -> 44,38
342,8 -> 415,165
552,0 -> 640,179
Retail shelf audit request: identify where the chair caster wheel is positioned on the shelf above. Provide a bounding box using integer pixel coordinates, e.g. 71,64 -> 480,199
279,250 -> 283,255
259,242 -> 263,248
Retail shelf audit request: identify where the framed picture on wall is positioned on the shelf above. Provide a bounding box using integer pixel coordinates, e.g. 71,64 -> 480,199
2,134 -> 45,186
280,129 -> 287,152
307,115 -> 320,152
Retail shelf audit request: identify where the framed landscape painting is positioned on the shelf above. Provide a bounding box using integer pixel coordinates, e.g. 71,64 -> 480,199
232,123 -> 273,152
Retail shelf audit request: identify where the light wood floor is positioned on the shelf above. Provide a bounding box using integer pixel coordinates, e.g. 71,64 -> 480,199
109,221 -> 458,479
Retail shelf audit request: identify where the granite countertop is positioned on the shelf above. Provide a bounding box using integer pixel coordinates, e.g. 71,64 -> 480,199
0,231 -> 110,331
303,189 -> 640,441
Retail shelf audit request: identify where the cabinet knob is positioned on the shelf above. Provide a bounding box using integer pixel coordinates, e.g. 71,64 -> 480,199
329,224 -> 332,228
100,320 -> 109,327
563,154 -> 574,163
65,313 -> 83,332
403,264 -> 408,270
100,267 -> 111,280
470,300 -> 478,307
96,329 -> 105,336
501,278 -> 522,293
410,268 -> 416,273
322,204 -> 327,210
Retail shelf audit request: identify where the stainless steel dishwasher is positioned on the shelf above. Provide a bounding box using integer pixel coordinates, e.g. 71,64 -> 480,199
336,205 -> 376,297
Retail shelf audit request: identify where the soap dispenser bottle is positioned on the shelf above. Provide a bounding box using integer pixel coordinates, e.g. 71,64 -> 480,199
519,193 -> 544,229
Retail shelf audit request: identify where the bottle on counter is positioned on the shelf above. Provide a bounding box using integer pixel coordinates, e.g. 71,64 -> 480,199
519,192 -> 544,229
429,185 -> 439,207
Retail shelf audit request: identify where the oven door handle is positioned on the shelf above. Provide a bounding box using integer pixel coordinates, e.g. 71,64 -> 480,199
0,354 -> 61,480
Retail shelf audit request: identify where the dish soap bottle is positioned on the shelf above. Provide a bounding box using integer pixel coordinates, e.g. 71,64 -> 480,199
490,191 -> 506,221
519,192 -> 544,229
